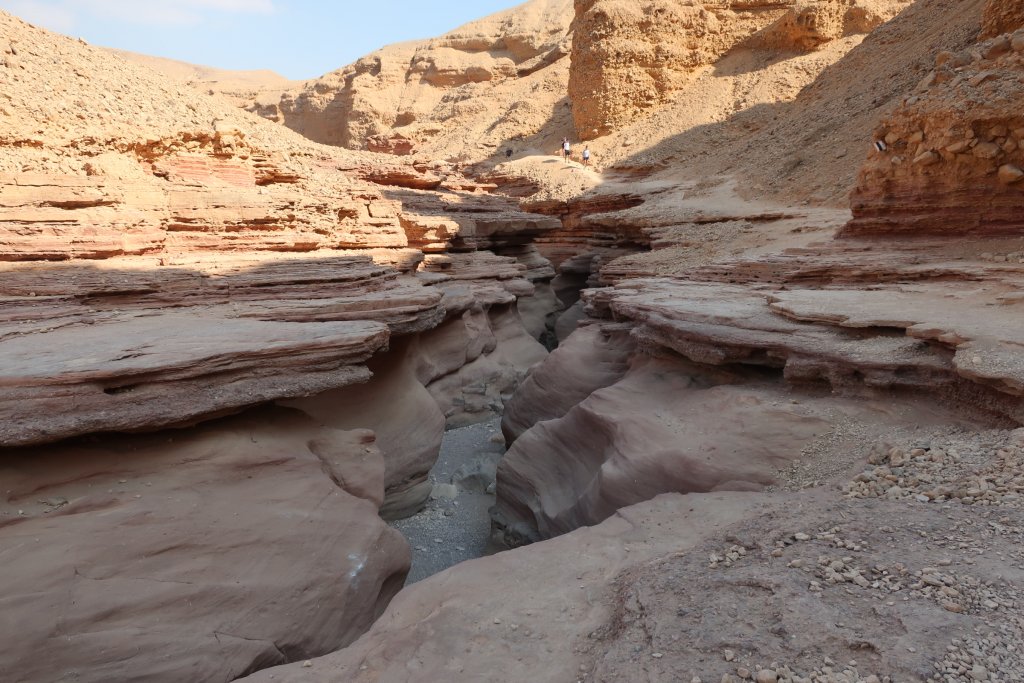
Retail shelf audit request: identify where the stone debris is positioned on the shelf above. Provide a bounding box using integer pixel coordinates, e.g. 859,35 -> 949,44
844,432 -> 1024,509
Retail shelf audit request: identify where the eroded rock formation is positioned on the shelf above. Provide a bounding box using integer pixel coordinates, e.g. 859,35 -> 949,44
248,0 -> 575,158
982,0 -> 1024,38
0,9 -> 559,680
568,0 -> 912,139
846,28 -> 1024,237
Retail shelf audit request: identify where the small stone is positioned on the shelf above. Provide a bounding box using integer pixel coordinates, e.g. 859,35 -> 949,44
737,667 -> 752,680
794,533 -> 811,542
970,664 -> 989,681
652,652 -> 663,659
973,142 -> 1000,159
755,670 -> 778,683
301,661 -> 312,668
998,164 -> 1024,185
724,650 -> 736,662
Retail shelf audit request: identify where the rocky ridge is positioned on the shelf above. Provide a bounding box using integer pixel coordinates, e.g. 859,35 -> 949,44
846,28 -> 1024,237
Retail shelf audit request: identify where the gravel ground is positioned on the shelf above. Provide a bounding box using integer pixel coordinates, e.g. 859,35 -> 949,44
390,418 -> 507,584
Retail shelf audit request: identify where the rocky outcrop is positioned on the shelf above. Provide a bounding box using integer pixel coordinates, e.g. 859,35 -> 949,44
501,321 -> 635,443
241,480 -> 1024,682
239,492 -> 765,683
845,29 -> 1024,237
568,0 -> 912,139
248,0 -> 575,157
0,10 -> 561,680
982,0 -> 1024,38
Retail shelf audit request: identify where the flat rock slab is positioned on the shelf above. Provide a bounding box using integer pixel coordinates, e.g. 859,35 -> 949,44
769,285 -> 1024,396
0,314 -> 388,446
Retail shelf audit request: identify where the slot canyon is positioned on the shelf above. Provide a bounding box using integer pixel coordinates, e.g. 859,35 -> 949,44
1,0 -> 1024,681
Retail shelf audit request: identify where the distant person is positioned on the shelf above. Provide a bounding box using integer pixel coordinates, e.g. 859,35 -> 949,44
582,146 -> 591,167
563,139 -> 571,163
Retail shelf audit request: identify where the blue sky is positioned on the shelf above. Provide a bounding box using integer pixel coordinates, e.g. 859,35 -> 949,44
0,0 -> 524,80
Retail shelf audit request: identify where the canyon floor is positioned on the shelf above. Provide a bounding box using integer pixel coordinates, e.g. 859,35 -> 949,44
390,419 -> 505,583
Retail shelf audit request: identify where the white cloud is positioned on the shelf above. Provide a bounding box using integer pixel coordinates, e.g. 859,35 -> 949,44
0,0 -> 274,29
0,0 -> 76,31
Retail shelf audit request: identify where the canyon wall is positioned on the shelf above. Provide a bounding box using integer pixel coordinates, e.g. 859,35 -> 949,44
0,9 -> 558,680
248,0 -> 574,160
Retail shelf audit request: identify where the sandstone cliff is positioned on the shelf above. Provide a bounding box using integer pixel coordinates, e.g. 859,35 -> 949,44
568,0 -> 912,140
248,0 -> 575,160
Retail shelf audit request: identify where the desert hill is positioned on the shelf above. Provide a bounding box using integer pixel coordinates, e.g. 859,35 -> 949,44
109,48 -> 296,104
248,0 -> 575,158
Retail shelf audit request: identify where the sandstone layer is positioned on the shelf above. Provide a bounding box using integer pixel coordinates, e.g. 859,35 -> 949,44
0,9 -> 559,681
244,479 -> 1024,682
0,409 -> 408,682
845,29 -> 1024,237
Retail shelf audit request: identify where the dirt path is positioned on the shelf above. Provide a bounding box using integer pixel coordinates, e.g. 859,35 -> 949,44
389,418 -> 506,584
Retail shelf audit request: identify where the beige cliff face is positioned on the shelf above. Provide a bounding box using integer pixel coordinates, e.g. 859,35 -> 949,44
567,0 -> 913,140
248,0 -> 575,159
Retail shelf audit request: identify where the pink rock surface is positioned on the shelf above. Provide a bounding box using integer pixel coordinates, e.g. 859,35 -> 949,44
501,321 -> 635,443
0,408 -> 409,682
239,492 -> 762,683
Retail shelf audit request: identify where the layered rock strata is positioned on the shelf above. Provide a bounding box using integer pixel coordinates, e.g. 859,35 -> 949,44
0,10 -> 559,681
846,29 -> 1024,237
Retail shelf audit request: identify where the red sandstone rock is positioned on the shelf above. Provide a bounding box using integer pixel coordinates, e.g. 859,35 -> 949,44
845,30 -> 1024,238
0,408 -> 408,682
501,321 -> 635,443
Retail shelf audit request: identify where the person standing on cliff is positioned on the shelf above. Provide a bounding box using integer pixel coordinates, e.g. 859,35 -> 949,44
582,146 -> 591,167
563,138 -> 571,163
